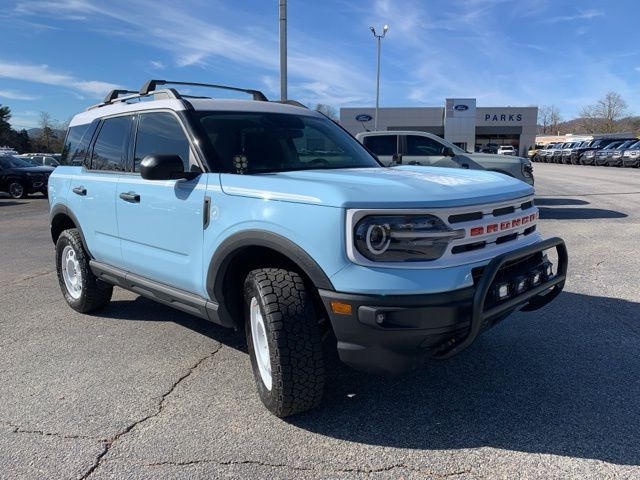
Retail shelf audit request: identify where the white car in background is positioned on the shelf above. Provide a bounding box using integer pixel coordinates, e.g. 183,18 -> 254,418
497,145 -> 516,156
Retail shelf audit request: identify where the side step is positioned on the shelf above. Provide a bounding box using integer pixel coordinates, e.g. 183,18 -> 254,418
89,260 -> 230,327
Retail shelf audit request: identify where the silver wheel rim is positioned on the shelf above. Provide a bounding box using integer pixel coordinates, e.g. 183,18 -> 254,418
250,297 -> 272,390
61,245 -> 83,300
9,182 -> 23,198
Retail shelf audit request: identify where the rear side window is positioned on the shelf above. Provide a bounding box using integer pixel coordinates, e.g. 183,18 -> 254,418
90,116 -> 132,171
60,121 -> 98,166
406,135 -> 445,156
363,135 -> 398,156
133,113 -> 191,172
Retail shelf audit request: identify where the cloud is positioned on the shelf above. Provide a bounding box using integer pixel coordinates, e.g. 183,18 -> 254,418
0,61 -> 120,97
0,89 -> 38,101
543,9 -> 603,24
150,60 -> 165,70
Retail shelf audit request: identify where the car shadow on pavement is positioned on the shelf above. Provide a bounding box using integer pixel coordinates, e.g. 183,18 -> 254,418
101,297 -> 247,352
0,200 -> 27,207
288,291 -> 640,467
534,198 -> 590,206
538,207 -> 627,220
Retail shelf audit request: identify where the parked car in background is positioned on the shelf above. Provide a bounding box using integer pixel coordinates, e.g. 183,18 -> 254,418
20,154 -> 60,167
560,142 -> 585,164
594,141 -> 626,166
577,138 -> 636,165
480,143 -> 499,154
622,142 -> 640,167
0,155 -> 51,198
540,143 -> 562,163
356,131 -> 534,185
497,145 -> 516,156
528,144 -> 545,162
604,140 -> 638,167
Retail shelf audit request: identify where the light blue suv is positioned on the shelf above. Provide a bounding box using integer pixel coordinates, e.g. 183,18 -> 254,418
49,80 -> 568,416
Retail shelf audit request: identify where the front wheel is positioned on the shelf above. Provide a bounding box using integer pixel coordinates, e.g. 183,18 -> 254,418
8,181 -> 27,199
244,268 -> 325,417
56,229 -> 113,313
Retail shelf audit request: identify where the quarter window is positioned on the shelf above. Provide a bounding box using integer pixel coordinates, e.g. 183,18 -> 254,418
363,135 -> 398,156
134,113 -> 191,172
90,116 -> 132,171
406,135 -> 446,156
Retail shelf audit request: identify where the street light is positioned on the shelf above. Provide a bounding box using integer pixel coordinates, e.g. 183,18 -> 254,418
370,24 -> 388,130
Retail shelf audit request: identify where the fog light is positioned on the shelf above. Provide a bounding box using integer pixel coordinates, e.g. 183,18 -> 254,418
495,283 -> 510,300
543,261 -> 553,278
514,276 -> 528,294
530,269 -> 542,286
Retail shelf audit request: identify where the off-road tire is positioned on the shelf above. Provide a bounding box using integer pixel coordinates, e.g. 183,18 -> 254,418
56,229 -> 113,313
244,268 -> 325,417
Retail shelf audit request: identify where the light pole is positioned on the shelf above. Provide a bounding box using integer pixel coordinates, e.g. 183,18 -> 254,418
279,0 -> 287,101
370,24 -> 388,130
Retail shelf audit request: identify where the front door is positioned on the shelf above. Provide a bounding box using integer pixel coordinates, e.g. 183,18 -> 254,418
116,111 -> 208,295
361,134 -> 399,166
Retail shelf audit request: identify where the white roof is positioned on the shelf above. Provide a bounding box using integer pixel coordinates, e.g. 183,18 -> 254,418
70,96 -> 318,127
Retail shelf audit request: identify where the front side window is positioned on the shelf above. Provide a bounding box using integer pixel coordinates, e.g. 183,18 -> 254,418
195,111 -> 379,174
134,112 -> 191,172
0,156 -> 33,168
406,135 -> 447,156
90,116 -> 132,171
363,135 -> 398,156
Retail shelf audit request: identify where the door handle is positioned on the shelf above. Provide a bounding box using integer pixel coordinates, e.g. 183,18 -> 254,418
72,186 -> 87,196
119,192 -> 140,203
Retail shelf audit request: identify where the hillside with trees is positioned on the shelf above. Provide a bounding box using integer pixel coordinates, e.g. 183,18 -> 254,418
0,105 -> 66,153
538,91 -> 639,136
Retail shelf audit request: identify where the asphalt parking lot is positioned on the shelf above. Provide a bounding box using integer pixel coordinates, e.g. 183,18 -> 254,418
1,163 -> 639,479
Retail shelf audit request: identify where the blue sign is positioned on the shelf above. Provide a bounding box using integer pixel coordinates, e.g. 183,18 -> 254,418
355,114 -> 373,122
454,104 -> 469,111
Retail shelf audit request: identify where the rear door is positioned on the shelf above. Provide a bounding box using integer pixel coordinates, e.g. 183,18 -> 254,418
116,111 -> 208,295
361,134 -> 399,166
402,134 -> 459,168
65,115 -> 131,267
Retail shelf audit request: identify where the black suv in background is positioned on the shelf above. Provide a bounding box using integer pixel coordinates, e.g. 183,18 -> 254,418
576,138 -> 637,165
0,155 -> 51,198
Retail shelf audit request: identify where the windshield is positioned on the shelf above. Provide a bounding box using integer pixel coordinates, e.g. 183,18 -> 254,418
0,156 -> 35,168
194,111 -> 380,174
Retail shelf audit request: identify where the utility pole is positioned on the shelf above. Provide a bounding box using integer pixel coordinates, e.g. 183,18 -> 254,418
279,0 -> 287,101
370,25 -> 388,130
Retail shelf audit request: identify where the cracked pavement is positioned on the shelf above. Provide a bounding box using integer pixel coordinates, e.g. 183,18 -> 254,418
1,164 -> 640,479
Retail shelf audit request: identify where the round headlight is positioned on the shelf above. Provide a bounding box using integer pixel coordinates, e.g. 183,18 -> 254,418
365,224 -> 390,254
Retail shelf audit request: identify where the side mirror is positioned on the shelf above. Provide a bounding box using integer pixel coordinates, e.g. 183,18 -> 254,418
443,147 -> 456,157
392,153 -> 403,165
140,154 -> 198,180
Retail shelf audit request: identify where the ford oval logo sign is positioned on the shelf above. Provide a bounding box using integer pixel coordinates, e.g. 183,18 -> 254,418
454,104 -> 469,111
355,114 -> 373,122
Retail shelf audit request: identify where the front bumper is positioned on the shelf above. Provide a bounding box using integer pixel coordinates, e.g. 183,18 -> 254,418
320,238 -> 568,375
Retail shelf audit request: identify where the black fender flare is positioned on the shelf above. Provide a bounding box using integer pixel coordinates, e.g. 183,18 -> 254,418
49,204 -> 92,257
206,229 -> 335,307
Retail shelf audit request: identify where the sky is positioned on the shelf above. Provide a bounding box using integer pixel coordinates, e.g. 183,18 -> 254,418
0,0 -> 638,130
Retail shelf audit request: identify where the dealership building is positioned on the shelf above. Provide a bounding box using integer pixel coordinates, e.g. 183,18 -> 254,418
340,98 -> 538,156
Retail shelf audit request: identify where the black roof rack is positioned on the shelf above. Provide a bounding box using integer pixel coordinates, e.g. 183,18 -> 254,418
139,80 -> 268,102
103,89 -> 138,103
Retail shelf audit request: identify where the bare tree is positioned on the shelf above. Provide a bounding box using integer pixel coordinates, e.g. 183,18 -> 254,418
578,105 -> 600,134
38,111 -> 53,151
538,105 -> 562,134
596,91 -> 628,133
314,103 -> 338,120
549,105 -> 562,134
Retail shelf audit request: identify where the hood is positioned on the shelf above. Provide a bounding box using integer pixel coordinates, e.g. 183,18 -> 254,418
220,166 -> 534,209
466,152 -> 526,163
13,166 -> 53,174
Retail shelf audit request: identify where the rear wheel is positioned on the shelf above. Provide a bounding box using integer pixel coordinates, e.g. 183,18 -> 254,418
8,181 -> 27,199
244,268 -> 325,417
56,229 -> 113,313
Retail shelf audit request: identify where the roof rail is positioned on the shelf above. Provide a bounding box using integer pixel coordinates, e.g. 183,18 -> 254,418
103,89 -> 138,103
140,80 -> 268,102
274,99 -> 308,109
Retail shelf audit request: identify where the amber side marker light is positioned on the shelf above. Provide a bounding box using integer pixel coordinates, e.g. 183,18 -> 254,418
330,301 -> 353,315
